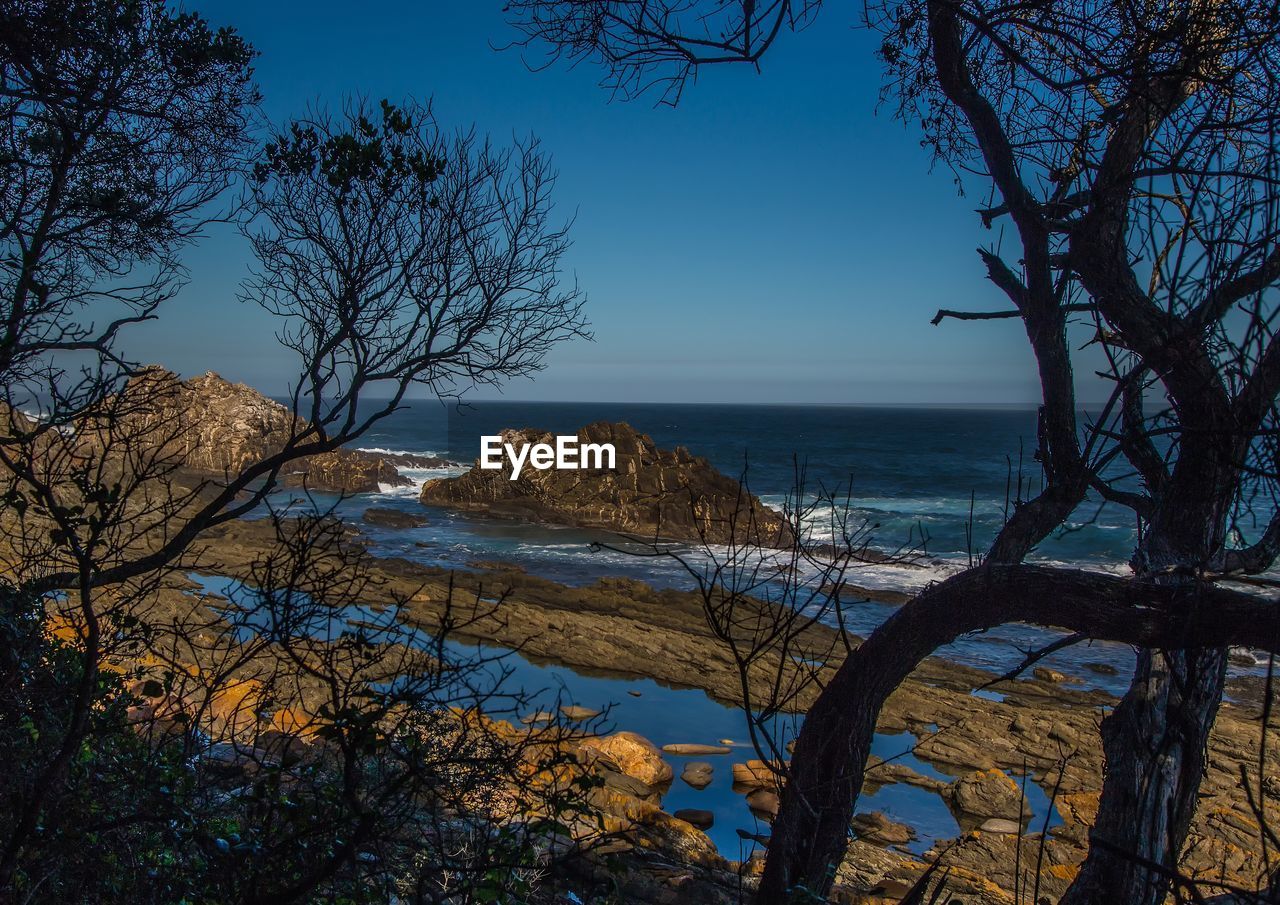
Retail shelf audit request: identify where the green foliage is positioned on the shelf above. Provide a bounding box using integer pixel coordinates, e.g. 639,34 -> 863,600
255,100 -> 445,198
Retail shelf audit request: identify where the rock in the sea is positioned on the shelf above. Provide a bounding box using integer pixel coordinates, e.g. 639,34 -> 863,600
91,368 -> 450,494
419,421 -> 792,546
732,759 -> 778,790
681,761 -> 714,789
578,731 -> 673,787
852,811 -> 915,846
361,507 -> 430,529
674,808 -> 715,830
560,704 -> 601,721
1033,666 -> 1070,684
662,743 -> 732,756
947,768 -> 1026,820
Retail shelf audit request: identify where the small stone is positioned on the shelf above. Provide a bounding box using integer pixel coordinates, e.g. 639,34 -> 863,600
681,761 -> 714,789
560,705 -> 601,721
1033,666 -> 1069,684
662,743 -> 732,756
979,818 -> 1023,834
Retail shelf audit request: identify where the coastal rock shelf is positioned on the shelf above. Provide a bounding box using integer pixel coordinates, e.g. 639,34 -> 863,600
419,421 -> 792,546
87,368 -> 450,494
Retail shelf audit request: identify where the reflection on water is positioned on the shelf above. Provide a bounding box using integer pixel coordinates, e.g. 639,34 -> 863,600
188,572 -> 1061,858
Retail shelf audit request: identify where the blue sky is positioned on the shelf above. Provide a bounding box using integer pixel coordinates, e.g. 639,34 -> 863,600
121,1 -> 1104,404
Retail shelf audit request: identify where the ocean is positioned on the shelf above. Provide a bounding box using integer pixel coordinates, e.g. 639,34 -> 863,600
293,400 -> 1155,681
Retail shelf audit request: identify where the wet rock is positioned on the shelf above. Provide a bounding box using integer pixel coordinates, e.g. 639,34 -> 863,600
361,507 -> 429,529
602,769 -> 663,802
579,731 -> 673,787
662,743 -> 732,756
1086,661 -> 1119,675
852,811 -> 915,846
1033,666 -> 1070,684
419,421 -> 792,546
948,768 -> 1026,821
681,761 -> 714,789
864,755 -> 948,794
732,759 -> 779,790
674,808 -> 714,830
560,704 -> 601,721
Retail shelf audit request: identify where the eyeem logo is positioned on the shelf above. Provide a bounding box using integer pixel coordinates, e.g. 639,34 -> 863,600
480,435 -> 616,480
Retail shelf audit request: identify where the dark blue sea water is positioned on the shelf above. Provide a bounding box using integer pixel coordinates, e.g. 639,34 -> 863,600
356,400 -> 1138,566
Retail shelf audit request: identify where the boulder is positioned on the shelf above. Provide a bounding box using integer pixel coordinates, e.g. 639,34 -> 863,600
948,768 -> 1026,820
1033,666 -> 1070,684
852,811 -> 915,846
419,421 -> 792,546
732,759 -> 778,790
578,731 -> 673,787
283,449 -> 409,494
681,761 -> 715,789
674,808 -> 715,830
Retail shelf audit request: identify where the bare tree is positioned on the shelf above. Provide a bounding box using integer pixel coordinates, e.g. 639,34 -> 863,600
505,2 -> 1280,903
0,4 -> 591,899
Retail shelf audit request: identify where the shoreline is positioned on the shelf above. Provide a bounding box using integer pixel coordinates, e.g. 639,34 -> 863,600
189,514 -> 1280,902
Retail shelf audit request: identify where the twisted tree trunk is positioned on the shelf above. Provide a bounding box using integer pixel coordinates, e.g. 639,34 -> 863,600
1060,648 -> 1227,905
753,565 -> 1278,903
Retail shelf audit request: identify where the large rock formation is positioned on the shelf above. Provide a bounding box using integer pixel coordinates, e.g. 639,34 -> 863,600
419,421 -> 791,546
89,368 -> 445,494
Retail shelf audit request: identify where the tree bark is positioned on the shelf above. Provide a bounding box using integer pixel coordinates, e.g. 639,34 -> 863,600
1060,648 -> 1227,905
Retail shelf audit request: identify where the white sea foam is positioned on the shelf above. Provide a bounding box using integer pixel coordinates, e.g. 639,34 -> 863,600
357,446 -> 447,459
376,465 -> 463,497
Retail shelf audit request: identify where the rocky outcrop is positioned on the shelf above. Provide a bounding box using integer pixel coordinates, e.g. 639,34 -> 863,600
361,507 -> 430,529
419,421 -> 791,546
947,768 -> 1026,822
280,449 -> 410,494
90,368 -> 447,494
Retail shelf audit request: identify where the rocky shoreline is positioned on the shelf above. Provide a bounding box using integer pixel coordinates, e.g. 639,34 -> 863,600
190,516 -> 1280,904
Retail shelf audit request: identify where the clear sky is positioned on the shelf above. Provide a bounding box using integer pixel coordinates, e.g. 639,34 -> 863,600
121,1 -> 1107,405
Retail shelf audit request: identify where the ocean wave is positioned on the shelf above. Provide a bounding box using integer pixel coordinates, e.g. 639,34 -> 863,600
375,465 -> 463,497
357,446 -> 446,459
